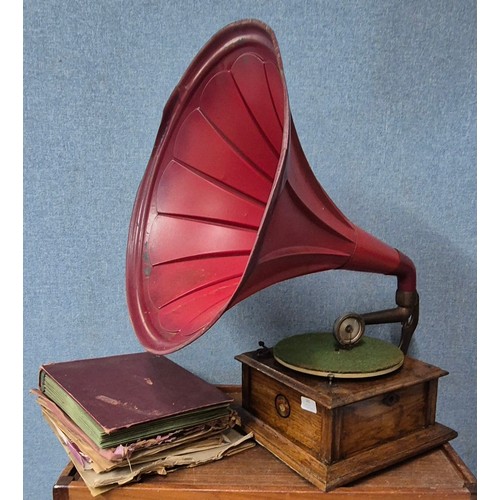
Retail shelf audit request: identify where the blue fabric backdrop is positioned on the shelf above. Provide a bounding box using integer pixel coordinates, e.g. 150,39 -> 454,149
24,1 -> 476,498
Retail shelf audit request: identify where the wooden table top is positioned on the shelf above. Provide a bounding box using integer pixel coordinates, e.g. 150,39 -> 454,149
54,441 -> 476,500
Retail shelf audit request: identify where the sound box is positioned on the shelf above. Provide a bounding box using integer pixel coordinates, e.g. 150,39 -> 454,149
126,19 -> 456,490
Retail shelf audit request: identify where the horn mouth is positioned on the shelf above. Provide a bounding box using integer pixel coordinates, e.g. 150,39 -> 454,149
126,20 -> 290,353
126,20 -> 418,356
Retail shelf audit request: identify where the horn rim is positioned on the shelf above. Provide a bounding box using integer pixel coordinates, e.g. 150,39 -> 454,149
126,20 -> 291,354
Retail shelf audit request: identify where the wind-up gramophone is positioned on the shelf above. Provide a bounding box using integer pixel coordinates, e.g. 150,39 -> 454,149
126,20 -> 457,490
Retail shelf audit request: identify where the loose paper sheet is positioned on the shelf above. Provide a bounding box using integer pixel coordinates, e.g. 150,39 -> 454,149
55,421 -> 254,496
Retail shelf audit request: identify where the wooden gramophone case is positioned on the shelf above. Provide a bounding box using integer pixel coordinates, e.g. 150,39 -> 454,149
236,350 -> 457,491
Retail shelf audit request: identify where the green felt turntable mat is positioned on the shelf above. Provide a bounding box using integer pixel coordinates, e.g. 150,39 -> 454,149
273,333 -> 404,378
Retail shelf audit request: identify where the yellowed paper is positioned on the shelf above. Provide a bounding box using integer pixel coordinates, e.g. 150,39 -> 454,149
54,424 -> 254,496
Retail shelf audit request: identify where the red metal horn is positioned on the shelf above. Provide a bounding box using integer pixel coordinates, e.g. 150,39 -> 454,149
126,20 -> 418,355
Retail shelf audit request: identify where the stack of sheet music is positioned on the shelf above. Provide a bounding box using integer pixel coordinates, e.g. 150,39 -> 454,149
32,352 -> 253,496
